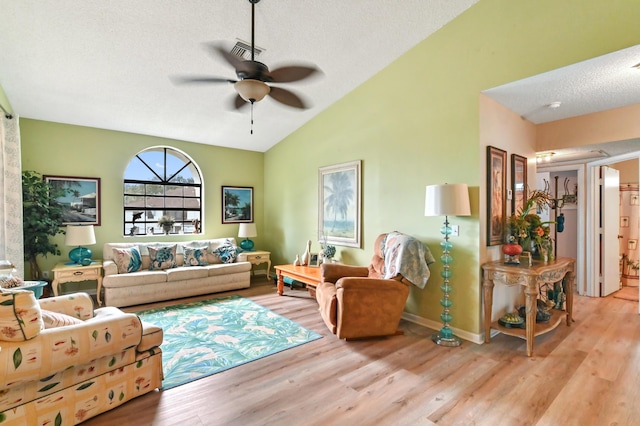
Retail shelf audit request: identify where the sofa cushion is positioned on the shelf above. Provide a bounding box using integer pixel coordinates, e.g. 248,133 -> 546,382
206,262 -> 252,276
148,245 -> 178,270
103,270 -> 169,287
211,240 -> 239,264
0,289 -> 43,341
183,246 -> 209,266
166,266 -> 208,282
41,309 -> 84,328
113,246 -> 143,274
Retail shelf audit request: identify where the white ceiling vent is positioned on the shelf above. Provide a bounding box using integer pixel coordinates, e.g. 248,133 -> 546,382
231,39 -> 264,60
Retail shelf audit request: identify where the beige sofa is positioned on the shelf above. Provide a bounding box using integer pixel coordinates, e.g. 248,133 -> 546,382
0,291 -> 163,425
102,238 -> 251,307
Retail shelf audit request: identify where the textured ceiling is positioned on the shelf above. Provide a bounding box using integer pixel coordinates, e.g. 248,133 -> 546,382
483,44 -> 640,125
0,0 -> 478,152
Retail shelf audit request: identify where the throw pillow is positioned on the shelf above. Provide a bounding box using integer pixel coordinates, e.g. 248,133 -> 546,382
0,289 -> 43,341
41,309 -> 84,329
148,245 -> 178,270
212,240 -> 238,264
113,246 -> 143,274
183,246 -> 209,266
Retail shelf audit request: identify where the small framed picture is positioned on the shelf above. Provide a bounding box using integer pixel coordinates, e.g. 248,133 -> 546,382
222,186 -> 253,224
308,253 -> 320,267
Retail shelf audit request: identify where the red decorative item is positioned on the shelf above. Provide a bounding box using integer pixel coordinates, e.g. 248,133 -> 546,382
502,243 -> 523,256
502,243 -> 523,265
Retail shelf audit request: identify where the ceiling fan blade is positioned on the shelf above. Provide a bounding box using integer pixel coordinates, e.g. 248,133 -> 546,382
171,76 -> 236,85
232,94 -> 249,110
268,86 -> 309,109
205,43 -> 258,77
269,65 -> 321,83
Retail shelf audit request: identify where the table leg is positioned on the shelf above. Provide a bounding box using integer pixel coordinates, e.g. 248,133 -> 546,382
277,271 -> 284,296
524,282 -> 538,357
96,276 -> 103,306
565,270 -> 574,326
482,271 -> 494,343
51,278 -> 60,297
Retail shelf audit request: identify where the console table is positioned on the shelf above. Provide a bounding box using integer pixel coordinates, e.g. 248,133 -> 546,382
482,257 -> 575,357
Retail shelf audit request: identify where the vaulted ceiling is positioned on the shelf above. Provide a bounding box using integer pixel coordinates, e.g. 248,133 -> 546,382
0,0 -> 478,152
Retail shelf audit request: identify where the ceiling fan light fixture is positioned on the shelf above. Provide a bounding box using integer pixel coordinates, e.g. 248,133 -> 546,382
234,79 -> 270,103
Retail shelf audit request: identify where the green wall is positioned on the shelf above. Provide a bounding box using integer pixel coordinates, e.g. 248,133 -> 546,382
264,0 -> 640,337
20,119 -> 264,278
10,0 -> 640,338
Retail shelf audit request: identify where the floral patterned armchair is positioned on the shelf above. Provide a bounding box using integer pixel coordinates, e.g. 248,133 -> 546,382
0,290 -> 163,425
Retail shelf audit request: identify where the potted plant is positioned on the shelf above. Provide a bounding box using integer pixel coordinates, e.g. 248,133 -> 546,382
22,170 -> 68,280
158,215 -> 175,235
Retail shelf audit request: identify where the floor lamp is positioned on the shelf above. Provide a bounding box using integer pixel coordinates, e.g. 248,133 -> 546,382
425,183 -> 471,347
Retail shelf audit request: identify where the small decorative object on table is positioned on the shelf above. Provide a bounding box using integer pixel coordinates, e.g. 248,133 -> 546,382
506,189 -> 555,261
301,240 -> 311,266
502,242 -> 523,265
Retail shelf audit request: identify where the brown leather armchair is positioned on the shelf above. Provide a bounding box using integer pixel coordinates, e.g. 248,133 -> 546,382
315,233 -> 419,340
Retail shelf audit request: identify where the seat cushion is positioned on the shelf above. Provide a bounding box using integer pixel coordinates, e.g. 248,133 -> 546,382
138,320 -> 163,352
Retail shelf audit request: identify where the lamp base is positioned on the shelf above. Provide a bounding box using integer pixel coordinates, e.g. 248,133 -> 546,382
239,238 -> 255,251
431,333 -> 462,347
69,247 -> 92,264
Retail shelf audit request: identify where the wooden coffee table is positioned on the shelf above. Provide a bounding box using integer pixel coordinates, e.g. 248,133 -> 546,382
274,264 -> 322,296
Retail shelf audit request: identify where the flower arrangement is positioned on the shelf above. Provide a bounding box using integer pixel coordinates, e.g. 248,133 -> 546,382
506,189 -> 555,257
319,234 -> 336,261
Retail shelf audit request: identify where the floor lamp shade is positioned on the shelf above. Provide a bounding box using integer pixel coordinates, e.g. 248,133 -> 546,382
425,184 -> 471,217
65,225 -> 96,265
238,223 -> 257,251
424,183 -> 470,347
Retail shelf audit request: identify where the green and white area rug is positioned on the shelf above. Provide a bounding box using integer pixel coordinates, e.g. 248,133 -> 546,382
136,296 -> 322,390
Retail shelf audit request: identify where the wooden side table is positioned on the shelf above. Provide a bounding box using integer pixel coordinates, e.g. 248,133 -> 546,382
482,257 -> 575,357
237,251 -> 271,278
51,261 -> 104,306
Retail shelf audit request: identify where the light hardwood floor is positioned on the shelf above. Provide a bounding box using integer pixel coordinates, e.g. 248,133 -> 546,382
84,277 -> 640,426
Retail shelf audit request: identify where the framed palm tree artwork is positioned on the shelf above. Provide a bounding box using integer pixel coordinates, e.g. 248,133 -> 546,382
318,160 -> 361,248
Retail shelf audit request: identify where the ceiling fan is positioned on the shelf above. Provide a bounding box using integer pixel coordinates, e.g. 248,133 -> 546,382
174,0 -> 321,113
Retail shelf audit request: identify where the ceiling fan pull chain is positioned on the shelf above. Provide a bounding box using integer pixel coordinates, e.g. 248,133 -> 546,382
250,101 -> 254,134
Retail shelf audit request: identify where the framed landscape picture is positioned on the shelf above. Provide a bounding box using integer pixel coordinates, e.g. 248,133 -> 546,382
222,186 -> 253,223
318,160 -> 361,248
44,175 -> 101,226
511,154 -> 527,215
486,146 -> 506,246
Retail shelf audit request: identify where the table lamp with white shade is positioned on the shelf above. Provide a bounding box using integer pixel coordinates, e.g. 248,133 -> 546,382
425,183 -> 471,347
238,223 -> 257,251
65,225 -> 96,265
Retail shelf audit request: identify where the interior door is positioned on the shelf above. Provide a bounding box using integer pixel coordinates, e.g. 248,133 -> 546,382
600,165 -> 620,296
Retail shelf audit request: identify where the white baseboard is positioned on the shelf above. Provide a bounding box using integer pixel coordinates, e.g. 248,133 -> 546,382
401,312 -> 488,345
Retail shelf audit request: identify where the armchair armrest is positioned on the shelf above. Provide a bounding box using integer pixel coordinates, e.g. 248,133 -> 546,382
320,263 -> 368,283
38,292 -> 94,320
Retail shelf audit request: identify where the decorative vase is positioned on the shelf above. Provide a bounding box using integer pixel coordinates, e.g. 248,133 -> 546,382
502,243 -> 523,265
293,255 -> 300,266
301,240 -> 311,266
162,224 -> 172,235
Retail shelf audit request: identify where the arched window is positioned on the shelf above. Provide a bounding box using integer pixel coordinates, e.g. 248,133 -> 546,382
123,147 -> 202,236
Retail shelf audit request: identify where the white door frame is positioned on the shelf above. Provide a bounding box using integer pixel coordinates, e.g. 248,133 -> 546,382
586,151 -> 640,297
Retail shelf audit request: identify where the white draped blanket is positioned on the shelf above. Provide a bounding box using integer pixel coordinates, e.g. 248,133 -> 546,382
382,232 -> 435,289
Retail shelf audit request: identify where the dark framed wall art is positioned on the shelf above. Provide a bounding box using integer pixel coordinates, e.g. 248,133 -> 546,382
511,154 -> 527,215
222,186 -> 253,224
44,175 -> 101,226
486,146 -> 506,246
